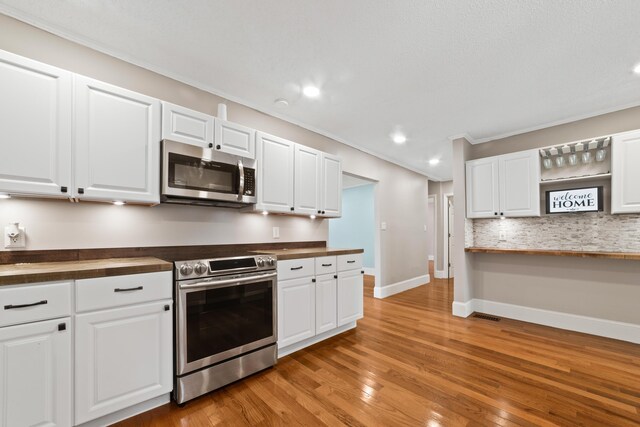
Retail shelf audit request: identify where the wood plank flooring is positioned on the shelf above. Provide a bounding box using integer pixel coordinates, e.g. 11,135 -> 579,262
116,265 -> 640,426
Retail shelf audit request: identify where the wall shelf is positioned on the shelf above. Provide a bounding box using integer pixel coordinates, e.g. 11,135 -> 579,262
539,173 -> 611,186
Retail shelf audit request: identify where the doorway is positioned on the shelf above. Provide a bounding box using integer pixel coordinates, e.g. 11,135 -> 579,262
442,193 -> 454,279
427,195 -> 436,278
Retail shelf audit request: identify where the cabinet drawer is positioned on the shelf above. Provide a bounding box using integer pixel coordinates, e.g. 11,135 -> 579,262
76,271 -> 172,312
277,258 -> 315,281
338,253 -> 363,271
315,256 -> 337,276
0,281 -> 71,328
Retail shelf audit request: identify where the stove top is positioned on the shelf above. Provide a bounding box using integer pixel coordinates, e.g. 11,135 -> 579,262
174,254 -> 276,280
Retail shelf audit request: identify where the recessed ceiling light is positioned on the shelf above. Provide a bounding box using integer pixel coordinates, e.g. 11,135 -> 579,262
302,85 -> 320,98
0,193 -> 10,199
274,98 -> 289,107
428,158 -> 440,166
634,63 -> 640,74
393,134 -> 406,144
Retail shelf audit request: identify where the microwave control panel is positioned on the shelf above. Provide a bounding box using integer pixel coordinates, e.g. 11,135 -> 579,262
244,168 -> 256,196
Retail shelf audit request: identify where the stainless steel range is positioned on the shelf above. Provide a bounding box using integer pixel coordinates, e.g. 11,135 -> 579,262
174,254 -> 277,404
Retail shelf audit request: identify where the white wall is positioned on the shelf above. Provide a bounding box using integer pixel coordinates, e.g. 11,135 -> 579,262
0,14 -> 429,289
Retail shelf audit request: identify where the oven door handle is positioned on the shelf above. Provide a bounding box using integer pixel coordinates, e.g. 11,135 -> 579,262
179,272 -> 277,290
237,159 -> 245,200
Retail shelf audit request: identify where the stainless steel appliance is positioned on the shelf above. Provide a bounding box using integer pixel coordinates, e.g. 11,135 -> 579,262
174,254 -> 277,404
161,140 -> 257,207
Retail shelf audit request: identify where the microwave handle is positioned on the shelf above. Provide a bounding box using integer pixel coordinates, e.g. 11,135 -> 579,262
237,159 -> 245,200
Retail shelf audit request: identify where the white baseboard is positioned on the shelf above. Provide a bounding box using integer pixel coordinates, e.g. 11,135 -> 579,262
428,255 -> 434,261
452,300 -> 474,317
374,274 -> 429,299
453,299 -> 640,344
434,269 -> 447,279
363,267 -> 375,276
77,393 -> 170,427
278,321 -> 357,358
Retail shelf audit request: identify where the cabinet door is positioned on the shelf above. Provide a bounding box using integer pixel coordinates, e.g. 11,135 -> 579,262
499,149 -> 540,217
321,153 -> 342,217
277,277 -> 315,349
612,130 -> 640,214
0,317 -> 71,427
337,269 -> 364,326
315,273 -> 337,334
161,101 -> 214,147
0,50 -> 72,198
294,144 -> 322,215
74,75 -> 161,204
256,132 -> 295,213
75,301 -> 172,424
465,157 -> 499,218
215,119 -> 256,159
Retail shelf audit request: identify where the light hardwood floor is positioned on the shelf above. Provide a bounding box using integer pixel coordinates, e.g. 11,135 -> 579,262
116,263 -> 640,426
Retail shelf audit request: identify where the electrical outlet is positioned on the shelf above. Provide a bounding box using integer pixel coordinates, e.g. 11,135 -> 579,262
272,227 -> 280,239
499,231 -> 506,241
423,224 -> 427,232
5,223 -> 26,249
381,222 -> 387,231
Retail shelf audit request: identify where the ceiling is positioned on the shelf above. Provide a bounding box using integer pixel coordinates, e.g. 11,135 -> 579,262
2,1 -> 640,181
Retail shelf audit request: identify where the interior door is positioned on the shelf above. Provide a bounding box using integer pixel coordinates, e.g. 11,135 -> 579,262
448,197 -> 454,278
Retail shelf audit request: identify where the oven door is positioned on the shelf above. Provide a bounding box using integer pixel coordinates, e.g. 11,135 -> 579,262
176,271 -> 277,376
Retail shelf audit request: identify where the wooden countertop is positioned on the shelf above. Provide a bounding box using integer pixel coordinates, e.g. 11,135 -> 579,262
0,257 -> 173,286
254,247 -> 364,260
465,247 -> 640,260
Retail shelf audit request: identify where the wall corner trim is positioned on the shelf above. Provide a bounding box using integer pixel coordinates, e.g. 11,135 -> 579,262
456,299 -> 640,344
434,270 -> 447,279
452,300 -> 474,317
374,274 -> 429,299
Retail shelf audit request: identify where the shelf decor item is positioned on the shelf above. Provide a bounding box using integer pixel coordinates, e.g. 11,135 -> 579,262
545,186 -> 603,214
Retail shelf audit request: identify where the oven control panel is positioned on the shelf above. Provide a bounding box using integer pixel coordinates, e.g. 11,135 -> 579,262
175,255 -> 277,280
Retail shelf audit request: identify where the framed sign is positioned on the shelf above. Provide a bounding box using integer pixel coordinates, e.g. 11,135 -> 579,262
545,186 -> 603,214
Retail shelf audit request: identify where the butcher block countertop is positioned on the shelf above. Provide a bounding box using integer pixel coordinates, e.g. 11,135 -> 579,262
0,257 -> 173,286
255,247 -> 363,260
465,247 -> 640,261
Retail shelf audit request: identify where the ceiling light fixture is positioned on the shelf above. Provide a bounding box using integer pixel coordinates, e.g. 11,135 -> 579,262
393,134 -> 406,144
0,193 -> 10,199
428,158 -> 440,166
302,85 -> 320,98
274,98 -> 289,107
634,63 -> 640,74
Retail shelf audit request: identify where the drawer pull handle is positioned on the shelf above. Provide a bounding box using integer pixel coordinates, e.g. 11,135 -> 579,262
290,266 -> 303,271
347,260 -> 356,264
321,263 -> 332,267
4,300 -> 48,310
114,286 -> 143,292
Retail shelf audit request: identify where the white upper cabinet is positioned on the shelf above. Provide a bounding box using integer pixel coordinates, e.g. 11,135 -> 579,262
74,75 -> 161,204
499,150 -> 540,217
0,50 -> 73,198
215,119 -> 256,159
612,130 -> 640,214
256,132 -> 295,213
320,153 -> 342,217
161,101 -> 214,148
294,144 -> 322,215
466,157 -> 500,218
466,150 -> 540,218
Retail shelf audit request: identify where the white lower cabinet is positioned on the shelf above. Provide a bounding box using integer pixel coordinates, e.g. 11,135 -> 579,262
315,273 -> 337,334
0,317 -> 72,427
75,300 -> 172,424
337,269 -> 364,326
277,276 -> 315,349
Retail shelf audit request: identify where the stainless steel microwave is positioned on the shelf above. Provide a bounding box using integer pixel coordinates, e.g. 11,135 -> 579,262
161,140 -> 257,207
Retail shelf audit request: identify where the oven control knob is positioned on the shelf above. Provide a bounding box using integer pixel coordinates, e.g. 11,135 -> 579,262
179,264 -> 194,276
257,258 -> 265,267
267,257 -> 276,266
194,262 -> 208,275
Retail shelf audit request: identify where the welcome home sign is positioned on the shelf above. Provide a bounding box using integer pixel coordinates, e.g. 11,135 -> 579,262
545,186 -> 603,214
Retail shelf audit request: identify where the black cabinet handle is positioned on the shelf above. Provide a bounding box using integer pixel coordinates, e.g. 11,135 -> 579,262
114,286 -> 143,292
290,266 -> 303,271
494,212 -> 498,215
500,212 -> 504,216
321,263 -> 332,267
216,145 -> 221,150
61,186 -> 67,193
361,270 -> 365,274
58,323 -> 66,331
311,278 -> 316,283
347,260 -> 356,264
322,210 -> 326,214
164,304 -> 171,311
317,210 -> 321,214
78,188 -> 84,194
290,207 -> 294,211
208,143 -> 213,148
333,274 -> 338,279
5,300 -> 48,310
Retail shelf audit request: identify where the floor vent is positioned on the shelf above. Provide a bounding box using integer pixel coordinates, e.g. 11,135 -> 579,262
473,313 -> 501,322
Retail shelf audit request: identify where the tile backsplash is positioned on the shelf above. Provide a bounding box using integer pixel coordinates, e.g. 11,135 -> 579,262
469,213 -> 640,252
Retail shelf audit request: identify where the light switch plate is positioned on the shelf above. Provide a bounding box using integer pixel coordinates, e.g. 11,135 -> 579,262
272,227 -> 280,239
4,226 -> 26,248
381,222 -> 387,231
499,231 -> 506,241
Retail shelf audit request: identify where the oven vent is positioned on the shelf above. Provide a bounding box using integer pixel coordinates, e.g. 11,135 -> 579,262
473,313 -> 501,322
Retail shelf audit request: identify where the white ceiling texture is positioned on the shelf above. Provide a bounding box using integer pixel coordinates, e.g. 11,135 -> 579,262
2,0 -> 640,180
